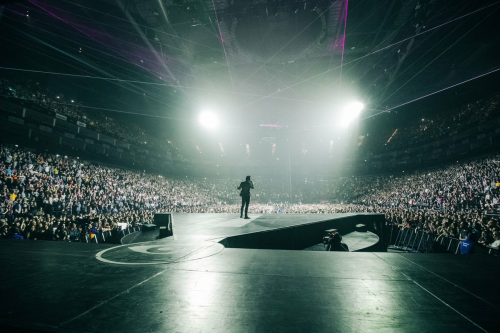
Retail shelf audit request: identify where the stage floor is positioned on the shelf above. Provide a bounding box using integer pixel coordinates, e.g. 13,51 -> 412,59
1,213 -> 499,332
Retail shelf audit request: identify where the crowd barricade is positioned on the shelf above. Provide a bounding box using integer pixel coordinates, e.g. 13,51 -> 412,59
418,232 -> 436,253
432,235 -> 461,254
388,225 -> 461,254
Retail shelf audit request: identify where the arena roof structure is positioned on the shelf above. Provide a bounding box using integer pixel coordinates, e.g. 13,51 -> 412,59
1,0 -> 500,165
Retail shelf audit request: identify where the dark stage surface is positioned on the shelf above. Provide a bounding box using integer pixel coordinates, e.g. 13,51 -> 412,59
1,213 -> 499,332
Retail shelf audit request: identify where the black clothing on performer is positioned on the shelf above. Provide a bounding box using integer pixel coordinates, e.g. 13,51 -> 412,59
240,196 -> 250,219
237,177 -> 254,219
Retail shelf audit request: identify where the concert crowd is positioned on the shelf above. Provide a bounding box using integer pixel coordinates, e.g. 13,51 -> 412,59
359,93 -> 500,153
1,143 -> 499,251
0,77 -> 154,148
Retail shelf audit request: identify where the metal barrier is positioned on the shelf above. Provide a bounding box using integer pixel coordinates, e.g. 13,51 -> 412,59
388,225 -> 462,254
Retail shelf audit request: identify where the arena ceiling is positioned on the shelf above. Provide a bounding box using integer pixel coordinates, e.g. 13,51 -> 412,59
1,0 -> 500,160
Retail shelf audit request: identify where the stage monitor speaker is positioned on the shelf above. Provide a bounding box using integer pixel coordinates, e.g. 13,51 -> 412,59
154,213 -> 173,237
159,227 -> 170,239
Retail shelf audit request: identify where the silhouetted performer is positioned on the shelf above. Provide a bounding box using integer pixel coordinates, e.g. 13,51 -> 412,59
237,176 -> 254,219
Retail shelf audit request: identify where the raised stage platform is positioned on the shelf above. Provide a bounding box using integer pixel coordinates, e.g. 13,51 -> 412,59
0,213 -> 499,332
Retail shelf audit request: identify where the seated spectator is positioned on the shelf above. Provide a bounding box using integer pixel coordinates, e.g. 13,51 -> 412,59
488,233 -> 500,250
477,231 -> 490,246
54,223 -> 68,241
69,223 -> 80,242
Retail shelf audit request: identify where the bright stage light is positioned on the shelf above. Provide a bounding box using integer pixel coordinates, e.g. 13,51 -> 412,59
199,111 -> 219,129
346,102 -> 364,115
339,102 -> 364,127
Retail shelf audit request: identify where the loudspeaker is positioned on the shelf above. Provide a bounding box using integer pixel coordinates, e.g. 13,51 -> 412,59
154,213 -> 173,237
159,227 -> 170,239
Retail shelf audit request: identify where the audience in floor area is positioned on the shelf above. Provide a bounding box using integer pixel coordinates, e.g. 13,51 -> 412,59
1,144 -> 499,252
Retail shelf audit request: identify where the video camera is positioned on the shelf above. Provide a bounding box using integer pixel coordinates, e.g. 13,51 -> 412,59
322,229 -> 349,252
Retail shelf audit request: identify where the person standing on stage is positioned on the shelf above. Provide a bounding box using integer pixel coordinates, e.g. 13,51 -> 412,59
237,176 -> 254,219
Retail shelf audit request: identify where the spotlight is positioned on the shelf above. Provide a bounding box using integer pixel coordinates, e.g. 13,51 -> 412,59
199,111 -> 219,129
339,102 -> 364,127
345,101 -> 364,116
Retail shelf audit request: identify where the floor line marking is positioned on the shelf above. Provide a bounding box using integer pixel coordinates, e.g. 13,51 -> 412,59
95,241 -> 225,265
399,271 -> 488,333
373,253 -> 489,332
1,251 -> 96,258
0,271 -> 44,284
269,216 -> 281,225
122,230 -> 143,244
173,243 -> 221,262
95,240 -> 173,265
58,269 -> 168,328
396,254 -> 500,310
171,267 -> 409,280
